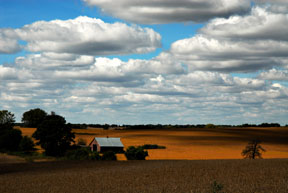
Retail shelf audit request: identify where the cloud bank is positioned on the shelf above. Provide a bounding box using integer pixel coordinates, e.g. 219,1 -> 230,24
170,6 -> 288,72
1,16 -> 161,55
0,1 -> 288,124
83,0 -> 251,24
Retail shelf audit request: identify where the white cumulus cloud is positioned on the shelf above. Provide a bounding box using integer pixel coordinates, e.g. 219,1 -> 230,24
259,69 -> 288,81
15,52 -> 95,70
170,6 -> 288,72
1,16 -> 161,56
17,16 -> 161,55
201,6 -> 288,41
0,29 -> 22,54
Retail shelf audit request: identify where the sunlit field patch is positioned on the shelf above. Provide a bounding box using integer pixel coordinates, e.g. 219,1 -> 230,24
19,127 -> 288,160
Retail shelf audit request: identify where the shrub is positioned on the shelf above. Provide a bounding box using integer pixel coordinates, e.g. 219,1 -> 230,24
211,181 -> 224,193
66,148 -> 90,160
101,151 -> 117,161
125,146 -> 148,160
90,151 -> 101,160
65,148 -> 104,161
142,144 -> 166,149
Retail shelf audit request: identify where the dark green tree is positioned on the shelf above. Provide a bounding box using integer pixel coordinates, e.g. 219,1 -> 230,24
22,108 -> 47,128
19,136 -> 35,152
103,124 -> 109,130
0,110 -> 15,131
205,123 -> 216,128
0,129 -> 22,151
125,146 -> 148,160
0,110 -> 22,151
242,139 -> 266,159
32,113 -> 75,156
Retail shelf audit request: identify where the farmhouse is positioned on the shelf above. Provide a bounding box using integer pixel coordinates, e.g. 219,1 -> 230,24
89,137 -> 124,153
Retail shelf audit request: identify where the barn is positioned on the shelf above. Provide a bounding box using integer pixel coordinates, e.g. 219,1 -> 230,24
89,137 -> 124,153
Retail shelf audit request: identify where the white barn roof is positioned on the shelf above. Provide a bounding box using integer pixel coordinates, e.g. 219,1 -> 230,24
94,137 -> 124,147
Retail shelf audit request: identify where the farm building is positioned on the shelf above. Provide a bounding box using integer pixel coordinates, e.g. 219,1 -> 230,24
89,137 -> 124,153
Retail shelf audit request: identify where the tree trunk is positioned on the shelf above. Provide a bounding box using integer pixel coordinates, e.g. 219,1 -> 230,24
252,143 -> 257,159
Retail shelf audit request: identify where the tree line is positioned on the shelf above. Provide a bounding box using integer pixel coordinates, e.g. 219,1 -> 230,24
62,123 -> 282,130
14,123 -> 284,130
0,109 -> 74,157
11,108 -> 284,130
0,108 -> 276,160
0,108 -> 150,160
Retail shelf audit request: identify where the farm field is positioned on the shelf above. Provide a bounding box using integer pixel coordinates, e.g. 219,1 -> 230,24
0,153 -> 25,164
18,126 -> 288,160
0,159 -> 288,193
2,127 -> 287,193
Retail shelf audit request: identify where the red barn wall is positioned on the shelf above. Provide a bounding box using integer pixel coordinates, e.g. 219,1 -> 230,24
89,139 -> 100,152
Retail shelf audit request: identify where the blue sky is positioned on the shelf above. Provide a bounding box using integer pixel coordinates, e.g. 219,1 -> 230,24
0,0 -> 288,125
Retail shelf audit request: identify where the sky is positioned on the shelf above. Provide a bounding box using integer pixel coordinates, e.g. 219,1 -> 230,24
0,0 -> 288,125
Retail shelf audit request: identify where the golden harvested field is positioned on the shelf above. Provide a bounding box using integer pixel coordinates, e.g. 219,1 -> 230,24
2,127 -> 287,193
0,159 -> 288,193
19,126 -> 288,160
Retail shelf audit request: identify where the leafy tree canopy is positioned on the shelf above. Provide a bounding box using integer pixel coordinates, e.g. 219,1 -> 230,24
19,136 -> 35,152
0,110 -> 15,131
0,128 -> 22,151
0,110 -> 22,152
32,113 -> 75,156
242,139 -> 266,159
22,108 -> 47,128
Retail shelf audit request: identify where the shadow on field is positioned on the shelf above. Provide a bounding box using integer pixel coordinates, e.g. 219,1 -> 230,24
1,159 -> 288,193
128,127 -> 288,145
0,160 -> 124,175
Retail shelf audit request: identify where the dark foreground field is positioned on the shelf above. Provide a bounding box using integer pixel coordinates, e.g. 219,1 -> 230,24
1,159 -> 288,193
